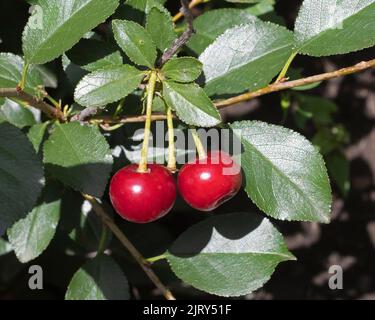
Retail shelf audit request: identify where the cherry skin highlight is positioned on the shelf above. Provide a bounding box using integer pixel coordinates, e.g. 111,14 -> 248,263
178,151 -> 242,211
109,164 -> 177,223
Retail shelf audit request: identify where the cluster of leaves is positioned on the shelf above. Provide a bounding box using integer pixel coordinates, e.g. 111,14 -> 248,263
0,0 -> 374,299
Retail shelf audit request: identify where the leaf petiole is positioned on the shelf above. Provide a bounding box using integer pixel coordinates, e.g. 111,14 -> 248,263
146,254 -> 167,264
19,62 -> 30,91
274,51 -> 298,83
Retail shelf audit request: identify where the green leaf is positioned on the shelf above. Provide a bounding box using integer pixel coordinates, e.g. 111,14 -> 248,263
61,54 -> 89,88
230,121 -> 332,223
0,53 -> 43,95
119,0 -> 166,24
27,122 -> 49,153
0,238 -> 13,257
295,0 -> 375,56
34,65 -> 58,88
163,81 -> 221,127
296,94 -> 337,126
124,0 -> 165,13
162,57 -> 203,83
65,255 -> 130,300
0,123 -> 44,235
326,151 -> 350,197
245,0 -> 276,17
112,19 -> 157,68
22,0 -> 120,64
7,184 -> 62,263
68,198 -> 112,252
0,99 -> 36,129
199,21 -> 294,96
66,39 -> 123,72
74,65 -> 145,107
146,7 -> 176,52
187,9 -> 258,55
166,212 -> 295,297
312,125 -> 349,156
43,122 -> 113,197
152,95 -> 168,113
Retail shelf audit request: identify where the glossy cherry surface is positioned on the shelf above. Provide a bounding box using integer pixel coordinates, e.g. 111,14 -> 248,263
109,164 -> 177,223
178,151 -> 242,211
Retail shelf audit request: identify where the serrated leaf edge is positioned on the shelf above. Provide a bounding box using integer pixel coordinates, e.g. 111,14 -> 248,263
199,21 -> 295,81
161,57 -> 203,83
22,0 -> 120,64
145,6 -> 176,52
73,65 -> 145,107
231,120 -> 332,223
163,81 -> 221,128
112,19 -> 157,68
294,1 -> 375,57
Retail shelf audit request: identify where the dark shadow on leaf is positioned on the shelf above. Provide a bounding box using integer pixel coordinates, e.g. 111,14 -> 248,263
113,3 -> 146,25
169,212 -> 264,258
66,39 -> 121,68
45,163 -> 113,198
79,255 -> 129,300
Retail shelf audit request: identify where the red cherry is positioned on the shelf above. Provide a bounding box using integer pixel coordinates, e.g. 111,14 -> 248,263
178,151 -> 242,211
109,164 -> 177,223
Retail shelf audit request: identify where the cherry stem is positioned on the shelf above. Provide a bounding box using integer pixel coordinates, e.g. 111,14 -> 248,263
172,0 -> 208,22
82,194 -> 176,300
167,106 -> 177,171
138,71 -> 158,173
191,128 -> 206,160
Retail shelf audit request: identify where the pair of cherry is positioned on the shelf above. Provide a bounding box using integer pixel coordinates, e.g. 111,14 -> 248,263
109,151 -> 242,223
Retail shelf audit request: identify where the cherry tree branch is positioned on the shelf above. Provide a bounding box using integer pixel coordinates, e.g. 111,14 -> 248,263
90,58 -> 375,122
172,0 -> 207,22
71,106 -> 101,122
0,87 -> 65,119
159,0 -> 195,66
83,194 -> 176,301
215,59 -> 375,108
1,59 -> 374,124
90,114 -> 168,124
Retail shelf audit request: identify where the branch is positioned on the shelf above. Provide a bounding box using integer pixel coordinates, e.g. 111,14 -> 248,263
82,194 -> 176,301
89,58 -> 375,123
159,0 -> 195,66
71,106 -> 100,122
0,87 -> 65,120
172,0 -> 206,23
4,59 -> 372,125
90,114 -> 168,124
215,59 -> 375,109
